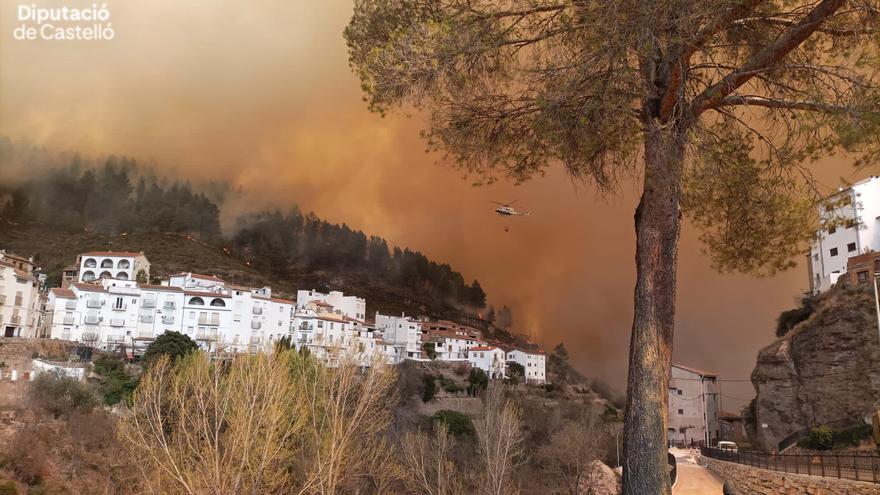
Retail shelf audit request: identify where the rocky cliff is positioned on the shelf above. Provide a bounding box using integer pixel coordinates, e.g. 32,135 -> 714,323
750,286 -> 880,452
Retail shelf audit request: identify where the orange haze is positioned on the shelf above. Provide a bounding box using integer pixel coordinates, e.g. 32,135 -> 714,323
0,0 -> 870,410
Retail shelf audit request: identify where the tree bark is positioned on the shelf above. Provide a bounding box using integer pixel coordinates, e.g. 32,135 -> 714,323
622,119 -> 686,495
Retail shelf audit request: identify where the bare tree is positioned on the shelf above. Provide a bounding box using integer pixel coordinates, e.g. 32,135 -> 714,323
117,352 -> 307,494
399,423 -> 466,495
536,413 -> 611,495
297,359 -> 398,495
344,1 -> 880,493
475,386 -> 524,495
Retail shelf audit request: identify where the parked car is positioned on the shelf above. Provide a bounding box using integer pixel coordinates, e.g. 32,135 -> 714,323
718,441 -> 738,452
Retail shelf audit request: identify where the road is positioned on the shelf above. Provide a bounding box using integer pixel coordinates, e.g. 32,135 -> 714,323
671,448 -> 725,495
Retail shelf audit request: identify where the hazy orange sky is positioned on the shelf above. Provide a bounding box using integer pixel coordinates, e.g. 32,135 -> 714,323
0,0 -> 870,409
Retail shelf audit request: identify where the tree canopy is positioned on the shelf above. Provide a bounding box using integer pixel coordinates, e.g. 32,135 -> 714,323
345,0 -> 880,275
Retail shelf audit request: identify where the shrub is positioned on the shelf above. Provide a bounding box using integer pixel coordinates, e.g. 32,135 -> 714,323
143,331 -> 198,365
422,374 -> 437,402
92,355 -> 138,405
801,426 -> 834,450
433,410 -> 475,437
467,368 -> 488,396
0,481 -> 16,495
776,297 -> 816,337
422,343 -> 437,360
29,373 -> 96,418
5,427 -> 46,485
438,375 -> 463,394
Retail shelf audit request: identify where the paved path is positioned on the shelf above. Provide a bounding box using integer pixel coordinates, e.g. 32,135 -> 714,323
671,448 -> 725,495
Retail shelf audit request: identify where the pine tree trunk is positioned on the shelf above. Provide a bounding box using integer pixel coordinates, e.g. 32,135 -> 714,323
621,120 -> 686,495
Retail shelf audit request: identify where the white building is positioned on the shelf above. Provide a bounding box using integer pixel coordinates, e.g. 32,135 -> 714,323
76,251 -> 150,283
668,363 -> 720,447
467,345 -> 506,379
297,289 -> 366,321
0,253 -> 42,338
808,176 -> 880,293
375,313 -> 423,362
506,348 -> 546,383
424,329 -> 484,361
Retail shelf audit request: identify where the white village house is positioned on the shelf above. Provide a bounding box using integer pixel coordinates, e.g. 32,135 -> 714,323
0,251 -> 44,338
808,176 -> 880,294
667,363 -> 720,447
467,345 -> 507,379
506,348 -> 547,384
374,312 -> 424,362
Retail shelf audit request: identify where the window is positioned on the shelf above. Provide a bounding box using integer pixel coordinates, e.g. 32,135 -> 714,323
848,242 -> 857,252
678,409 -> 684,415
858,271 -> 869,284
189,297 -> 205,306
830,247 -> 839,257
113,297 -> 124,310
210,298 -> 226,307
677,390 -> 683,395
874,259 -> 880,272
828,226 -> 837,234
813,253 -> 819,261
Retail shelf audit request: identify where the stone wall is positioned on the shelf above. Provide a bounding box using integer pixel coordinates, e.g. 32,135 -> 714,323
704,458 -> 880,495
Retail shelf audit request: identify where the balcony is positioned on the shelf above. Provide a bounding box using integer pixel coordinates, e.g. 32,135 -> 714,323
252,306 -> 263,315
106,335 -> 126,343
136,330 -> 154,340
196,330 -> 218,341
197,315 -> 220,326
164,302 -> 176,310
161,315 -> 175,325
109,318 -> 125,327
251,321 -> 261,330
250,335 -> 263,345
143,299 -> 156,308
81,331 -> 99,341
65,300 -> 76,310
84,315 -> 100,325
62,316 -> 75,325
86,299 -> 102,309
140,315 -> 154,324
111,304 -> 127,312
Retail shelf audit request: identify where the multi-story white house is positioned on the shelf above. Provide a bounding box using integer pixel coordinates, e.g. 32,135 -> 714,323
0,252 -> 43,338
76,251 -> 150,283
808,176 -> 880,293
423,325 -> 485,361
467,345 -> 506,379
506,348 -> 546,384
375,312 -> 423,362
297,289 -> 366,321
668,363 -> 720,447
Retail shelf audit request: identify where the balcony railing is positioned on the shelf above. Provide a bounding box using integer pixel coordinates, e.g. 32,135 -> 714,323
84,315 -> 100,325
198,315 -> 221,326
106,335 -> 126,343
143,299 -> 156,308
140,315 -> 154,324
136,330 -> 154,340
162,315 -> 175,325
252,306 -> 263,315
81,331 -> 99,341
111,304 -> 127,312
196,330 -> 218,341
86,300 -> 102,309
250,336 -> 263,344
65,300 -> 76,310
62,316 -> 75,325
251,321 -> 261,330
164,302 -> 176,310
109,319 -> 125,327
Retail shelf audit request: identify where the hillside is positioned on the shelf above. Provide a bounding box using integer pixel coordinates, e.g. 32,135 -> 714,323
748,285 -> 880,452
0,221 -> 524,343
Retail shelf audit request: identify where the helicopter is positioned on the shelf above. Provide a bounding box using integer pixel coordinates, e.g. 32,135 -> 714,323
491,200 -> 530,217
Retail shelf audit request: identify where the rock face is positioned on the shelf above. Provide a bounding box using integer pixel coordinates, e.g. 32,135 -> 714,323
751,286 -> 880,452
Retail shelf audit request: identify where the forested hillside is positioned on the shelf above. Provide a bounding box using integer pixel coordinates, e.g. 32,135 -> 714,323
0,155 -> 485,313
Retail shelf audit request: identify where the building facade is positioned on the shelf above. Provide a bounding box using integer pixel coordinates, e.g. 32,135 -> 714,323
668,363 -> 720,447
375,313 -> 423,361
506,348 -> 547,383
297,290 -> 366,321
467,345 -> 506,378
0,252 -> 43,338
76,251 -> 151,283
808,177 -> 880,294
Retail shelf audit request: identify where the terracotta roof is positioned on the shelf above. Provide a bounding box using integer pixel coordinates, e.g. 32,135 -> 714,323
50,288 -> 75,299
270,297 -> 294,305
0,261 -> 35,281
374,339 -> 393,346
672,363 -> 717,378
469,345 -> 499,352
312,300 -> 334,307
139,284 -> 184,292
81,251 -> 144,257
719,411 -> 742,420
62,264 -> 78,272
71,282 -> 107,293
510,347 -> 545,356
184,290 -> 231,298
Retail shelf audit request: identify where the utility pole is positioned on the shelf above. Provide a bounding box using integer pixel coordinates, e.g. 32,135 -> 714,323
874,274 -> 880,344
